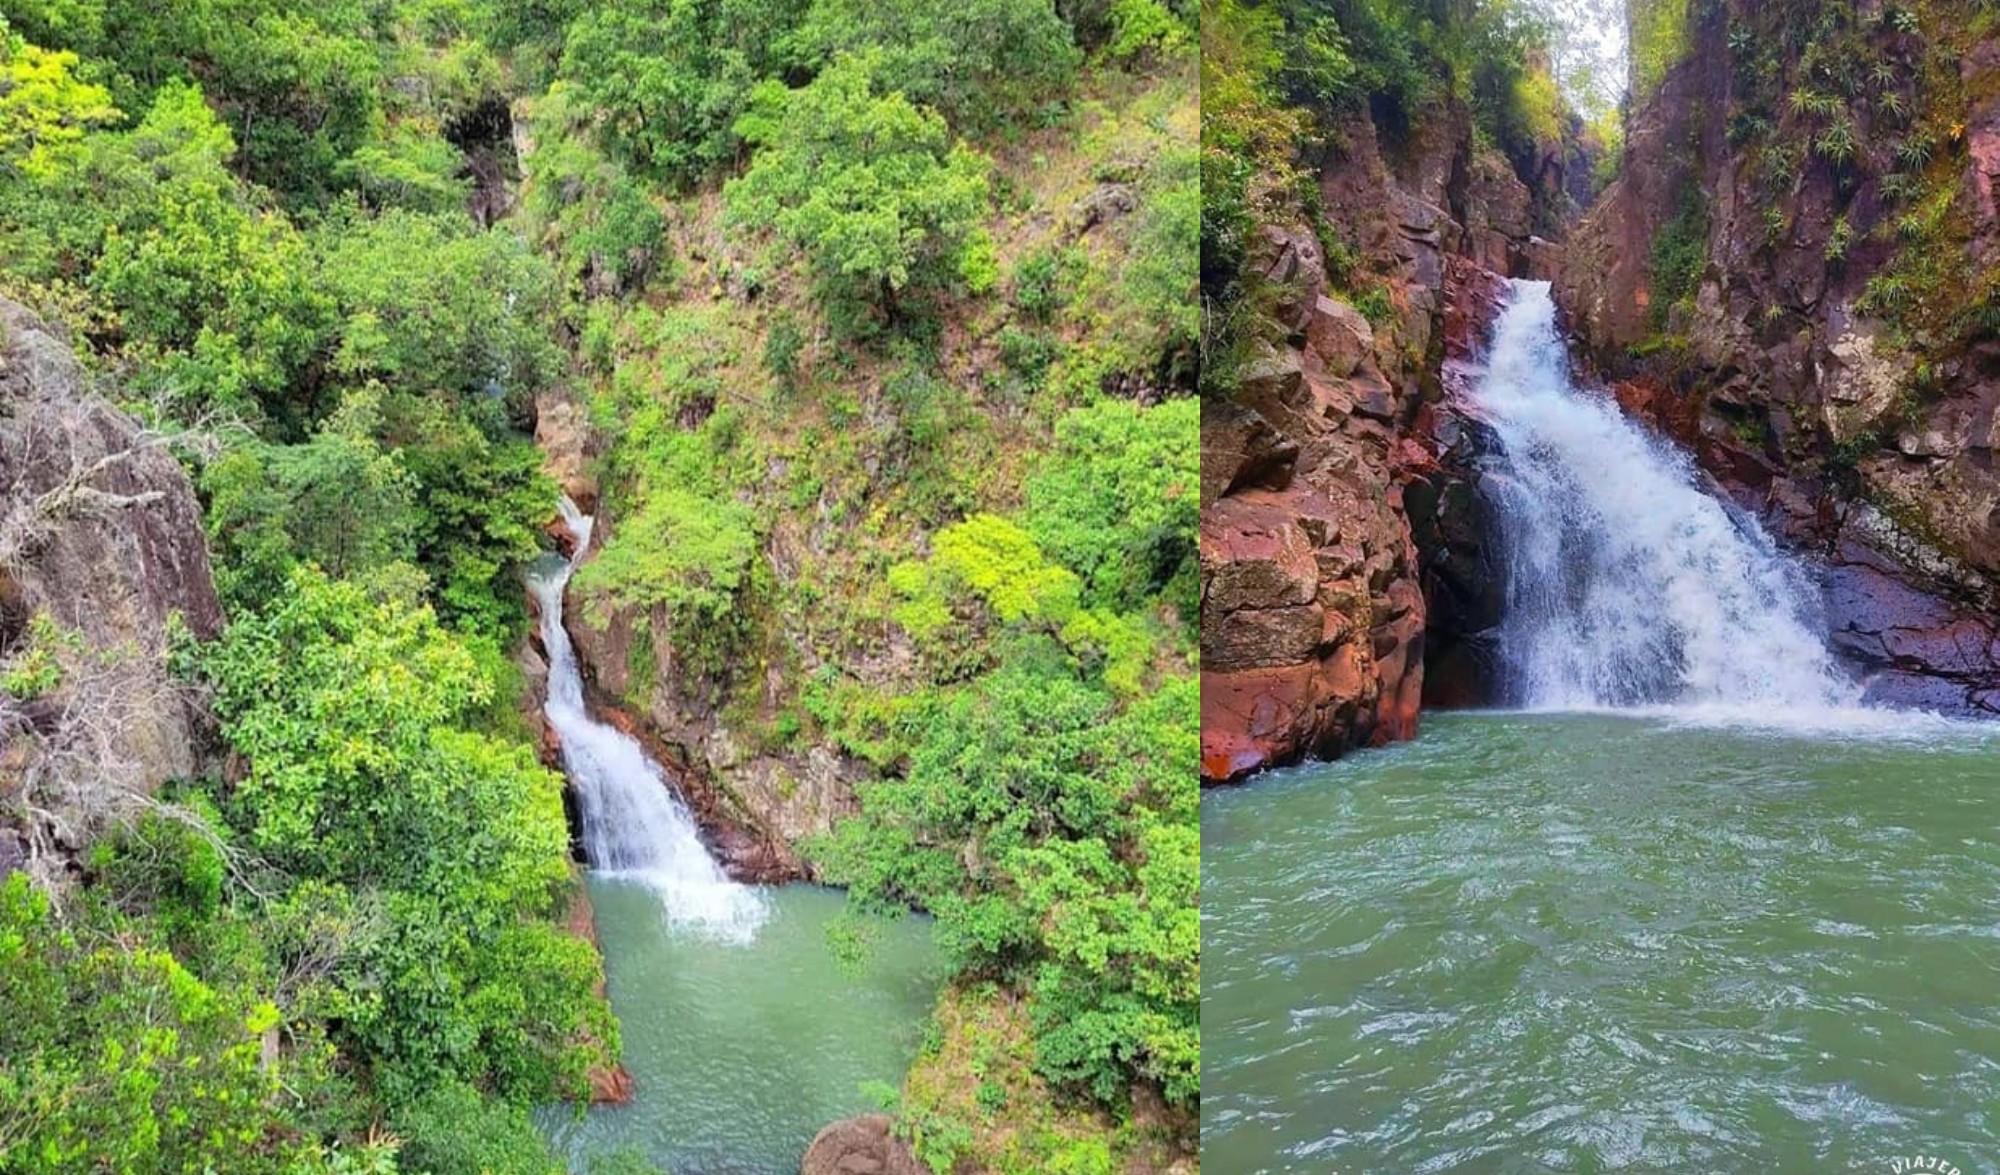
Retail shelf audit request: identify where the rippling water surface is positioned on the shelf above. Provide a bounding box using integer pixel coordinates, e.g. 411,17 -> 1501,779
1202,712 -> 2000,1173
539,881 -> 942,1174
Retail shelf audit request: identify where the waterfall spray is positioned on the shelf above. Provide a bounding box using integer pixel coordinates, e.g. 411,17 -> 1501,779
1470,281 -> 1860,714
530,497 -> 767,942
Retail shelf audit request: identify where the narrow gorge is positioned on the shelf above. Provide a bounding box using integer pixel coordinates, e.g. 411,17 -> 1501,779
1202,1 -> 2000,1169
1201,0 -> 2000,786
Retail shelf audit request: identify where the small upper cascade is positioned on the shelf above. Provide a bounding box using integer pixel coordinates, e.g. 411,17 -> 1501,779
530,495 -> 766,941
1470,281 -> 1861,715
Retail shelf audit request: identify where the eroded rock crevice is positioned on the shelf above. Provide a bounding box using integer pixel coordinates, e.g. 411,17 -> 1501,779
1200,99 -> 1579,783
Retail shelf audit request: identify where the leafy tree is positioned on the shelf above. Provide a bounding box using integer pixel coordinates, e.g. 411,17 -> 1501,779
338,123 -> 472,213
516,83 -> 667,296
0,24 -> 118,178
1059,0 -> 1195,55
575,484 -> 758,622
13,0 -> 386,204
889,513 -> 1154,694
556,0 -> 807,185
786,0 -> 1080,130
315,208 -> 562,412
383,396 -> 556,640
724,52 -> 990,320
202,398 -> 420,610
389,1080 -> 564,1175
0,78 -> 337,426
201,569 -> 612,1102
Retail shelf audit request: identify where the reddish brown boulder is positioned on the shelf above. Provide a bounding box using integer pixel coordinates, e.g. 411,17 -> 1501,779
590,1063 -> 634,1104
800,1114 -> 924,1175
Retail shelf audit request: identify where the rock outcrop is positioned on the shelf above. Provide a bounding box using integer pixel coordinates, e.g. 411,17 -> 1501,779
1200,101 -> 1578,783
799,1114 -> 924,1175
1558,1 -> 2000,712
533,385 -> 597,510
554,571 -> 853,882
1199,242 -> 1425,782
0,297 -> 223,874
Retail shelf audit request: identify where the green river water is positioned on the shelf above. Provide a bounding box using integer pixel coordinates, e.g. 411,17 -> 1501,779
538,879 -> 943,1175
1202,710 -> 2000,1174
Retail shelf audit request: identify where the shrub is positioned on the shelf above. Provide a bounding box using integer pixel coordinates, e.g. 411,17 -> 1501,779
724,53 -> 990,323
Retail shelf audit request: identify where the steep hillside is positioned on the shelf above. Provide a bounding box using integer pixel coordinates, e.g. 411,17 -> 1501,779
528,40 -> 1201,1171
1560,0 -> 2000,711
0,2 -> 1197,1171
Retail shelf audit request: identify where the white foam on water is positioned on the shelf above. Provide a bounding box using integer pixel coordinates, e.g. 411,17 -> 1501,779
529,497 -> 767,943
1471,281 -> 1866,725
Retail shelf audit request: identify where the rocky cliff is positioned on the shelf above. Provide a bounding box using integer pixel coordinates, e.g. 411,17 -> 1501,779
1559,0 -> 1999,712
1199,100 -> 1576,783
0,298 -> 223,879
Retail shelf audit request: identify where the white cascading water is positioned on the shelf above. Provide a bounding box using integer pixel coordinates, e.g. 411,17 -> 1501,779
530,496 -> 767,942
1471,281 -> 1861,714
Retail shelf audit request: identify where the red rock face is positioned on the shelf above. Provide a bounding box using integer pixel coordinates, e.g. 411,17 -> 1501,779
1199,295 -> 1415,782
1200,104 -> 1567,782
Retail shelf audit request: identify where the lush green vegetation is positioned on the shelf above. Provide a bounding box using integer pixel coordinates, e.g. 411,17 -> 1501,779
532,0 -> 1198,1165
1201,0 -> 1578,393
0,3 -> 605,1170
0,0 -> 1198,1171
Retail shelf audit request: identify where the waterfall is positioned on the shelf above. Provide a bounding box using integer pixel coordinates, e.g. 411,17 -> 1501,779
1470,281 -> 1860,714
530,497 -> 767,942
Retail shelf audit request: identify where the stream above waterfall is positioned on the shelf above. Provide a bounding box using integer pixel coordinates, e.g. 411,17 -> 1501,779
528,509 -> 942,1173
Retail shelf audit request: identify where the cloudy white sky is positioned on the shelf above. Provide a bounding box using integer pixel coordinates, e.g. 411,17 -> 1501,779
1538,0 -> 1628,120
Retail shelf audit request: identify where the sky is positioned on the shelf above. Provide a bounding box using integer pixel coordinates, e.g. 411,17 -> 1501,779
1537,0 -> 1629,121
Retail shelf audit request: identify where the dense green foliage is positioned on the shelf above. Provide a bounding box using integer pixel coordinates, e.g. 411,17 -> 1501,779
0,3 -> 604,1169
816,664 -> 1198,1105
809,390 -> 1198,1124
1202,0 -> 1578,393
0,0 -> 1198,1168
547,0 -> 1198,1161
0,875 -> 294,1174
725,53 -> 993,321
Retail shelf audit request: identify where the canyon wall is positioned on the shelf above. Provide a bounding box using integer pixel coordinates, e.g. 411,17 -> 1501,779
1559,0 -> 1999,713
1200,101 -> 1579,783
